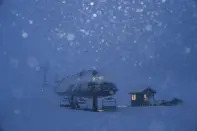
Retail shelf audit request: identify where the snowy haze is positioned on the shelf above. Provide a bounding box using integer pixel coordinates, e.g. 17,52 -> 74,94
0,0 -> 197,131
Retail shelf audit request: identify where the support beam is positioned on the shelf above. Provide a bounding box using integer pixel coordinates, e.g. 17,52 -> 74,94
92,94 -> 98,112
70,95 -> 76,109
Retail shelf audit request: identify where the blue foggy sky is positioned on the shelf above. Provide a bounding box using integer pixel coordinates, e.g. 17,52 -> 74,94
1,0 -> 197,98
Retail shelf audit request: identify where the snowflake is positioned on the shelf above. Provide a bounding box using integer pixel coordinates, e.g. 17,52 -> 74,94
92,13 -> 97,17
62,0 -> 66,4
57,32 -> 66,39
80,29 -> 89,35
90,2 -> 94,6
136,9 -> 143,13
145,25 -> 152,31
57,47 -> 64,51
29,20 -> 34,24
185,47 -> 191,54
22,31 -> 28,38
161,0 -> 166,3
66,33 -> 75,41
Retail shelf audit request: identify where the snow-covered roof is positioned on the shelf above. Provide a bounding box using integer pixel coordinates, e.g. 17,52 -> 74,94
55,70 -> 105,93
129,87 -> 156,94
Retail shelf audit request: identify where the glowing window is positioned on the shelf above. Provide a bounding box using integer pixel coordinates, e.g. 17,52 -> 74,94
132,94 -> 136,100
144,94 -> 148,101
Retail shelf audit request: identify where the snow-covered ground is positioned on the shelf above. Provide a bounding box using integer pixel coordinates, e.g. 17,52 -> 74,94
1,96 -> 196,131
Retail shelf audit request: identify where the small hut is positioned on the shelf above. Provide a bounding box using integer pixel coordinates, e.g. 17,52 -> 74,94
129,87 -> 156,106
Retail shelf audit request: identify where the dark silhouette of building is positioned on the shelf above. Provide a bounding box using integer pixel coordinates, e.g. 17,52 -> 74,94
129,87 -> 156,106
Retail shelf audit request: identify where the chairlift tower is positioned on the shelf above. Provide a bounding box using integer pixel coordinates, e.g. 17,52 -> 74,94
56,70 -> 118,112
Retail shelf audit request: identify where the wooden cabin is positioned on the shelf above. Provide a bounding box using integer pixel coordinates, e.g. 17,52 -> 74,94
129,88 -> 156,106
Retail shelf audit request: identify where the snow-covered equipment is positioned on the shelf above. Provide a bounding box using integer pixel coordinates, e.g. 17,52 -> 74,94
60,97 -> 70,107
102,97 -> 117,111
55,70 -> 118,111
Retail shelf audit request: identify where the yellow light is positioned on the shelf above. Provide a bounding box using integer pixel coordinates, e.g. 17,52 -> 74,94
132,94 -> 136,100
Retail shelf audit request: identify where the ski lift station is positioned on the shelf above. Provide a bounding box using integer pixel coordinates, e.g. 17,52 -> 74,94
56,70 -> 118,112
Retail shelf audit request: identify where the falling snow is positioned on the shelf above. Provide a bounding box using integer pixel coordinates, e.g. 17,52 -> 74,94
22,31 -> 28,38
145,25 -> 153,32
80,29 -> 89,35
29,20 -> 34,24
185,47 -> 191,54
161,0 -> 167,3
92,13 -> 97,18
136,9 -> 143,13
66,33 -> 75,41
0,0 -> 197,131
90,2 -> 94,6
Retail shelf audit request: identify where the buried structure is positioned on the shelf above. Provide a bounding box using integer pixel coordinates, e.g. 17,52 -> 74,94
129,88 -> 156,106
55,70 -> 118,112
129,87 -> 183,107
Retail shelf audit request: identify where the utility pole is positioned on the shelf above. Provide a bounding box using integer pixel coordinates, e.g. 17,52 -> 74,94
41,62 -> 50,92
